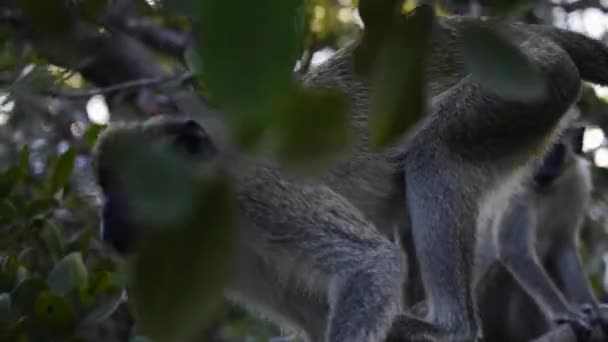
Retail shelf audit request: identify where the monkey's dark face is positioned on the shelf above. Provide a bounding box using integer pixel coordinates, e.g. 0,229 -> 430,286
532,126 -> 586,188
95,117 -> 216,255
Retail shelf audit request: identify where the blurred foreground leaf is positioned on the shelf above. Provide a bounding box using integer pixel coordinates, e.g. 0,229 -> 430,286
355,2 -> 434,148
102,137 -> 199,226
271,86 -> 349,170
130,172 -> 238,342
461,22 -> 546,101
33,291 -> 76,337
18,0 -> 73,35
368,4 -> 434,148
0,166 -> 21,198
196,0 -> 304,146
12,277 -> 49,316
47,253 -> 88,295
48,148 -> 76,195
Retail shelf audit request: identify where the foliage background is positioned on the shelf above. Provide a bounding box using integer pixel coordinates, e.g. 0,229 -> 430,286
2,0 -> 608,341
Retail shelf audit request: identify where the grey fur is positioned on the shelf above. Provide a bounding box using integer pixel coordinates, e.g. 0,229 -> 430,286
475,135 -> 601,341
94,14 -> 608,342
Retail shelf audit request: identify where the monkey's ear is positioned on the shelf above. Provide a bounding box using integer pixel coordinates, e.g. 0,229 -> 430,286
173,119 -> 217,158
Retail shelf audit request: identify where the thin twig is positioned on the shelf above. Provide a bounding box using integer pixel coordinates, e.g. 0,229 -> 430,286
47,72 -> 194,98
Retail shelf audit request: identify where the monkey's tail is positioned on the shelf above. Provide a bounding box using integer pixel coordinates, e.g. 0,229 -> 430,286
530,25 -> 608,87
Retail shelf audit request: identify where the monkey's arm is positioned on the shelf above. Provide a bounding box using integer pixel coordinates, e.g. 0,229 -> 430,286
551,242 -> 597,307
497,193 -> 590,330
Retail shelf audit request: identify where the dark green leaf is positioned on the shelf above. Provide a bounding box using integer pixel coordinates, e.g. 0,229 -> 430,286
0,293 -> 11,322
84,124 -> 106,147
131,172 -> 237,342
272,87 -> 350,170
17,0 -> 73,35
196,0 -> 304,145
354,0 -> 403,77
25,198 -> 58,219
77,0 -> 109,22
33,291 -> 76,336
368,5 -> 434,148
47,252 -> 88,295
130,336 -> 153,342
81,289 -> 124,325
102,137 -> 199,227
12,277 -> 49,316
357,0 -> 402,33
48,148 -> 76,195
0,201 -> 17,226
39,222 -> 66,261
18,146 -> 29,176
0,166 -> 21,198
461,22 -> 547,101
66,228 -> 94,257
0,273 -> 13,293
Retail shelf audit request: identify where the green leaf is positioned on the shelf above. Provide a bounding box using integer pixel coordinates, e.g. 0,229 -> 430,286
357,0 -> 402,34
354,0 -> 403,77
47,253 -> 88,295
81,289 -> 124,325
25,198 -> 58,219
102,137 -> 199,227
130,172 -> 238,342
66,228 -> 94,256
84,124 -> 106,147
12,277 -> 49,316
196,0 -> 304,145
367,4 -> 434,148
461,22 -> 547,101
0,200 -> 17,226
33,291 -> 76,337
77,0 -> 109,22
48,148 -> 76,195
18,146 -> 29,176
272,87 -> 350,170
39,222 -> 66,261
0,166 -> 21,198
17,0 -> 73,35
130,336 -> 153,342
0,293 -> 11,322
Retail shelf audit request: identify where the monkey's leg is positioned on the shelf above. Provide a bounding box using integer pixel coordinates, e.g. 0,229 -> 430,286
403,159 -> 481,341
243,180 -> 406,342
497,195 -> 591,336
402,35 -> 582,341
552,243 -> 598,306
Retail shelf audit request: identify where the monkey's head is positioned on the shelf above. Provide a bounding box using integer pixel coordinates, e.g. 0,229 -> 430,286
532,126 -> 586,188
93,116 -> 217,255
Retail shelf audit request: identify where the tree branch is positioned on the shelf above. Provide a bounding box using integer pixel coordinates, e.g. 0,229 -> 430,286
47,72 -> 194,98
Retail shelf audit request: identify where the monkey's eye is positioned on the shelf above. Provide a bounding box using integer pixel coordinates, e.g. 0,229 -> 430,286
172,120 -> 216,158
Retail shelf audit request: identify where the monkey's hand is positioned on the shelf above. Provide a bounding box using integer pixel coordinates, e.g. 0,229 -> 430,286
553,309 -> 593,342
580,303 -> 608,337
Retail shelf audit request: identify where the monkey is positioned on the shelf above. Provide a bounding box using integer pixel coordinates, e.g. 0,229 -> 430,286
472,125 -> 608,341
95,115 -> 409,342
95,6 -> 608,341
406,126 -> 608,340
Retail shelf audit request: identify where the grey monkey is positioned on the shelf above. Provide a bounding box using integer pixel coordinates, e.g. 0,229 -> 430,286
95,7 -> 608,342
474,126 -> 608,341
95,116 -> 408,342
